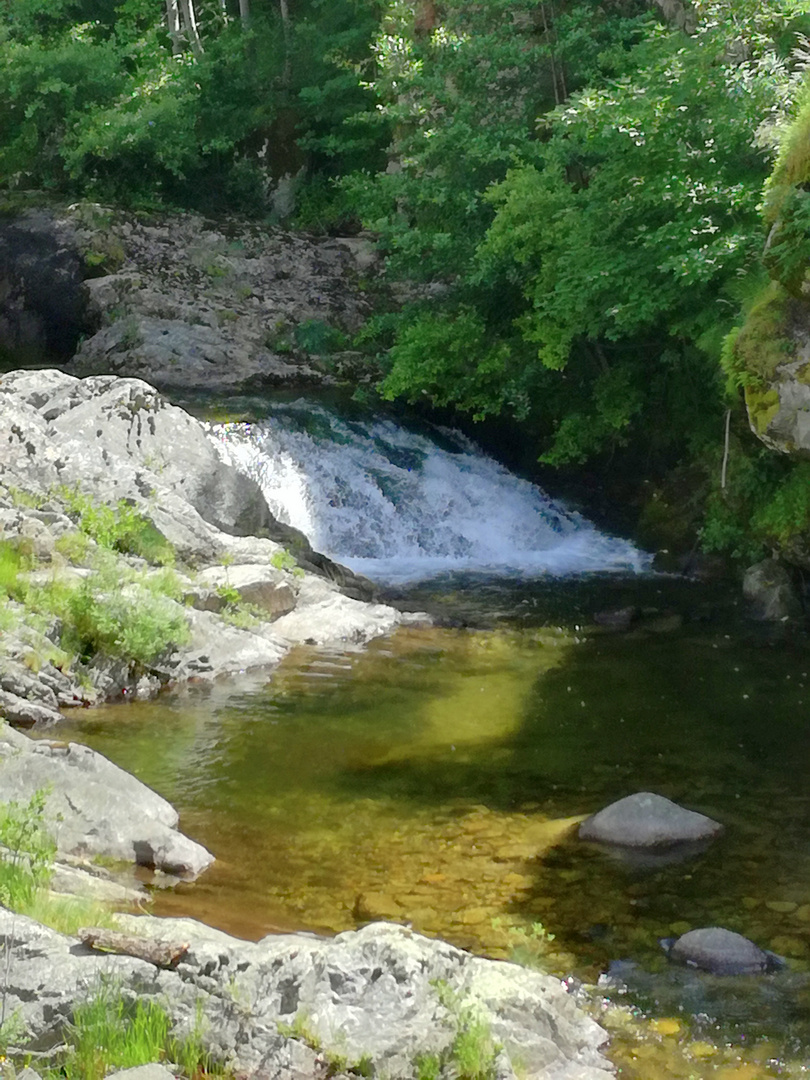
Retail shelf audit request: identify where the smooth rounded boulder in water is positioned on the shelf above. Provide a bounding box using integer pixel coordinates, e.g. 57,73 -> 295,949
579,791 -> 723,848
662,927 -> 785,975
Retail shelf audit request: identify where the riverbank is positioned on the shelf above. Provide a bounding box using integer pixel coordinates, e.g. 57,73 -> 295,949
7,577 -> 810,1078
0,368 -> 420,711
0,905 -> 613,1079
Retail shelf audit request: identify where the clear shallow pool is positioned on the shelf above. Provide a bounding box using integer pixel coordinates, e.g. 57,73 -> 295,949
50,575 -> 810,1078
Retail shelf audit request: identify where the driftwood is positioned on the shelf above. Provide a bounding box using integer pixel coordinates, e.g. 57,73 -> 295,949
79,927 -> 189,969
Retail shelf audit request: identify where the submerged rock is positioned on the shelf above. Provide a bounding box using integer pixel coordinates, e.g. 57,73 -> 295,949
593,607 -> 637,632
0,912 -> 613,1080
579,792 -> 723,849
661,927 -> 785,976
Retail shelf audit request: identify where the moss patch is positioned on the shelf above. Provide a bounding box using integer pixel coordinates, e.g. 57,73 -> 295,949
729,281 -> 794,386
763,81 -> 810,224
744,386 -> 780,436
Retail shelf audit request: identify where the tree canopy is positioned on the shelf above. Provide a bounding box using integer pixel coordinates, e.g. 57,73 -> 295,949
3,0 -> 810,556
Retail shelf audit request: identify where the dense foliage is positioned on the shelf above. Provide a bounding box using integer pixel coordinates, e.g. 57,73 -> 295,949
348,1 -> 807,472
0,0 -> 386,210
3,0 -> 810,556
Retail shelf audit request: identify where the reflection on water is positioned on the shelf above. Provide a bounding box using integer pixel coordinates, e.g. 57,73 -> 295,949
49,576 -> 810,1076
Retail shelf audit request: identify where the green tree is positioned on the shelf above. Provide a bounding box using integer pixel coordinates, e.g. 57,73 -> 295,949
354,0 -> 806,466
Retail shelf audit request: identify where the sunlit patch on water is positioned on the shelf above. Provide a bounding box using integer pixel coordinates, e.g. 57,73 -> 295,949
48,578 -> 810,1076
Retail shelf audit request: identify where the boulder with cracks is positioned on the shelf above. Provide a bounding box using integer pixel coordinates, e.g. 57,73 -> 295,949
0,912 -> 613,1080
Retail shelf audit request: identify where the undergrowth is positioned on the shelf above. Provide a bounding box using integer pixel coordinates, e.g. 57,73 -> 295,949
413,982 -> 500,1080
38,983 -> 228,1079
1,519 -> 190,670
0,790 -> 55,912
700,437 -> 810,561
55,486 -> 175,566
0,787 -> 119,936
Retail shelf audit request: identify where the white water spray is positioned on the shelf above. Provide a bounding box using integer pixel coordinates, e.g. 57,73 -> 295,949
210,401 -> 649,583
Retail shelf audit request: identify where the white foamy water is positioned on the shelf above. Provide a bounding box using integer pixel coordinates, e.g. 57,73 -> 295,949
209,402 -> 650,583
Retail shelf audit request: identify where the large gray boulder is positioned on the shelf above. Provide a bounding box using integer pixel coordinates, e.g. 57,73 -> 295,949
0,368 -> 273,558
0,723 -> 213,877
662,927 -> 784,976
742,559 -> 802,621
579,792 -> 723,849
192,563 -> 297,617
0,911 -> 612,1080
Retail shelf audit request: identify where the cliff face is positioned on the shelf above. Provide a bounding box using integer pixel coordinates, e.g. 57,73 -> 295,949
733,77 -> 810,457
0,203 -> 380,394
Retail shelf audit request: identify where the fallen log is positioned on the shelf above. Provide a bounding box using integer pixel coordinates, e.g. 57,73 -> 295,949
78,926 -> 189,968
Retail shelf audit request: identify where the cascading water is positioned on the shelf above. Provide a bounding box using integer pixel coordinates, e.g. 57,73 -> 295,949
210,400 -> 649,582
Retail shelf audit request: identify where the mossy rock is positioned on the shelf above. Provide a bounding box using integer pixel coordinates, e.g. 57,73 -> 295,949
82,233 -> 127,278
744,386 -> 781,437
731,281 -> 795,386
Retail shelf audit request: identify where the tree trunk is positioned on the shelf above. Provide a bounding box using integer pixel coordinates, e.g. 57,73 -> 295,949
165,0 -> 183,54
178,0 -> 204,56
279,0 -> 291,85
239,0 -> 250,25
79,927 -> 189,969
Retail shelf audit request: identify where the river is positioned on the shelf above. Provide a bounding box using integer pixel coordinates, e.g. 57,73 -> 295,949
50,398 -> 810,1079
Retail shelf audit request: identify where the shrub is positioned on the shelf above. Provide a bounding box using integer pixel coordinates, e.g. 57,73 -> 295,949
56,487 -> 175,566
270,548 -> 304,576
0,789 -> 55,911
64,577 -> 190,666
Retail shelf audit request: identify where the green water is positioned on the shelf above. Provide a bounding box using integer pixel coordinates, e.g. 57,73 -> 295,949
49,575 -> 810,1077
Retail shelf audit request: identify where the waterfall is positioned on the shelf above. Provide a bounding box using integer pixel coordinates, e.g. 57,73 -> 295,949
209,400 -> 649,583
